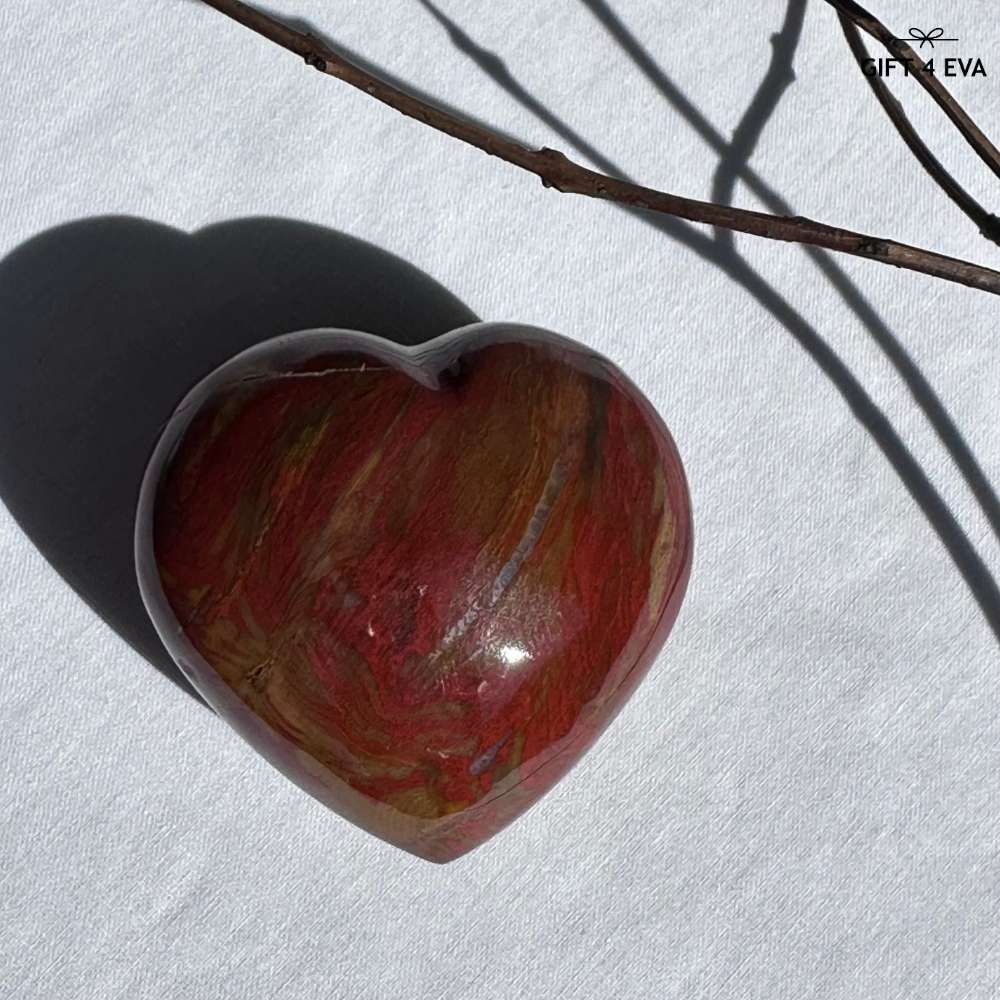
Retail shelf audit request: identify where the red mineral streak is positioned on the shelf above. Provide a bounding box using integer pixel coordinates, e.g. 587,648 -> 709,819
140,325 -> 692,862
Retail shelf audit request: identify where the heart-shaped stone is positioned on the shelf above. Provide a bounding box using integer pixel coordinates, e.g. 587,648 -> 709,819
137,323 -> 692,862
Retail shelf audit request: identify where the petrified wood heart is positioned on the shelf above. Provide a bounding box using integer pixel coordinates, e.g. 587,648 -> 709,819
137,324 -> 692,862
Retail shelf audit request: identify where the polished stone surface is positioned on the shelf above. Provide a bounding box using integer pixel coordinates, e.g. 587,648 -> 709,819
138,324 -> 692,861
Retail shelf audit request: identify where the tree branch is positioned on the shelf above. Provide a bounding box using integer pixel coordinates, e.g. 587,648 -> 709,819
196,0 -> 1000,298
837,15 -> 1000,247
824,0 -> 1000,182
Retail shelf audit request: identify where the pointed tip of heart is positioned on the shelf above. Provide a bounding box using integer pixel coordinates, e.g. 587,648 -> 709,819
406,843 -> 475,865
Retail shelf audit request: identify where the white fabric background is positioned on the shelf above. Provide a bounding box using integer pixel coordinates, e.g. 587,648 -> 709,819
2,1 -> 999,997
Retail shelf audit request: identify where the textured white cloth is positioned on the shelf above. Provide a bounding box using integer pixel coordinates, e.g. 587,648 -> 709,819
2,1 -> 999,997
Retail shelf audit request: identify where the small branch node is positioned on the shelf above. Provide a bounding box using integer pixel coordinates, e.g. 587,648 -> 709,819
857,239 -> 889,257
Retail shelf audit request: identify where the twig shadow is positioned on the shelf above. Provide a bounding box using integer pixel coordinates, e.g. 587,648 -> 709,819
585,0 -> 1000,547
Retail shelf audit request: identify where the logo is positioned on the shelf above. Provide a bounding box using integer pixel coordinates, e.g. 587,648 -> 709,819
865,25 -> 986,78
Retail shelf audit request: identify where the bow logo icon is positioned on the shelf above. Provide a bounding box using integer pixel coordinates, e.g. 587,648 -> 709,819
905,27 -> 958,49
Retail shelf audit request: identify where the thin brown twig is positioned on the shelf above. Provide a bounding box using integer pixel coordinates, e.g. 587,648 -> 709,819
837,14 -> 1000,247
196,0 -> 1000,298
824,0 -> 1000,182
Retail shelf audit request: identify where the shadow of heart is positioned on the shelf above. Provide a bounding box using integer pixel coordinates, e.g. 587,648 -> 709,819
0,216 -> 478,702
